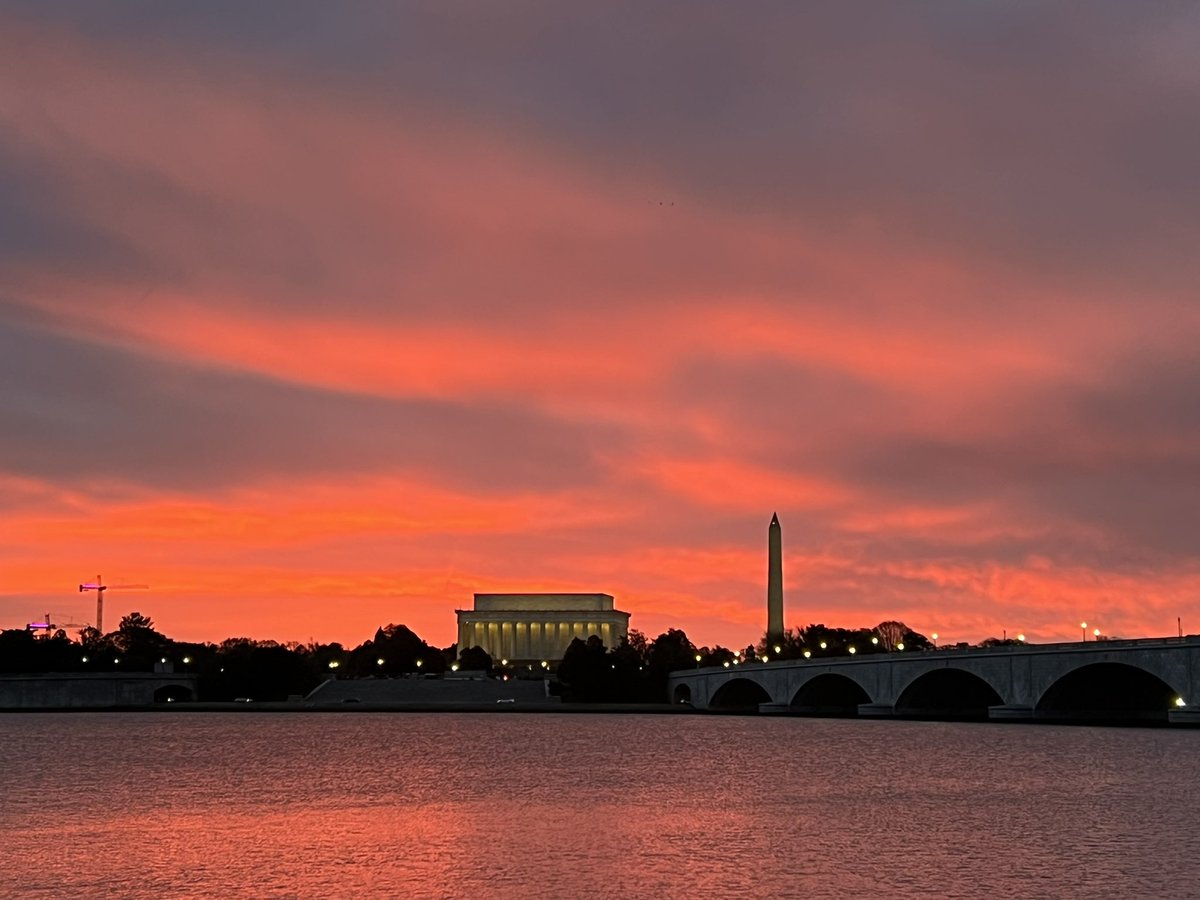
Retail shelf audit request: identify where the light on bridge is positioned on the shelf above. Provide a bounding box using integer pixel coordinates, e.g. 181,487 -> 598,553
723,661 -> 731,668
871,636 -> 879,645
1176,697 -> 1187,708
774,645 -> 782,654
819,641 -> 827,649
896,642 -> 905,651
848,646 -> 856,655
377,658 -> 385,666
1016,634 -> 1025,643
803,650 -> 811,658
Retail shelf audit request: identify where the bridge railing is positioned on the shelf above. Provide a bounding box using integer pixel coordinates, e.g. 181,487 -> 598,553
679,634 -> 1200,674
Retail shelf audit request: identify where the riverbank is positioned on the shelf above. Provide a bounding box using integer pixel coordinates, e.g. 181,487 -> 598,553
0,700 -> 693,714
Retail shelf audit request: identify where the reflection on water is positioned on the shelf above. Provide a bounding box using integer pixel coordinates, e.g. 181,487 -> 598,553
1,713 -> 1197,898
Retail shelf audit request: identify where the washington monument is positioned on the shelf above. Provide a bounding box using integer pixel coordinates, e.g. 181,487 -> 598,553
767,512 -> 784,643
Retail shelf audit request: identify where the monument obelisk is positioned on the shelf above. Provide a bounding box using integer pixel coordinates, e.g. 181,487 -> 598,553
767,512 -> 784,644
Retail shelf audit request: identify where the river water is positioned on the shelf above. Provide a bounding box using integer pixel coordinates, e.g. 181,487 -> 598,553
1,713 -> 1197,898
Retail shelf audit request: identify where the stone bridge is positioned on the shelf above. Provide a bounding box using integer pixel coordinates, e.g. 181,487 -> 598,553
668,636 -> 1200,725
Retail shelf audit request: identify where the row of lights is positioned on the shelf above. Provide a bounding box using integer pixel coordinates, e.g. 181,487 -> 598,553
694,630 -> 1049,668
338,657 -> 555,671
81,655 -> 194,665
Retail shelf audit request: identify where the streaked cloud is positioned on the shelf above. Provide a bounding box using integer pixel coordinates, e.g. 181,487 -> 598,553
1,3 -> 1198,648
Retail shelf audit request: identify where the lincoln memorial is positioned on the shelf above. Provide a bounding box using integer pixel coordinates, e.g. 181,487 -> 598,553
456,593 -> 631,664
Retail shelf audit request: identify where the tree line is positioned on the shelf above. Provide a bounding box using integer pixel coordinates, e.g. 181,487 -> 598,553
0,613 -> 945,702
0,614 -> 451,701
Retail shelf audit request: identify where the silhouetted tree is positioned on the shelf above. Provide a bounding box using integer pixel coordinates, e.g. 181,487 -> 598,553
458,645 -> 493,672
637,628 -> 698,699
114,611 -> 168,664
119,611 -> 154,632
875,620 -> 907,651
697,645 -> 737,667
647,629 -> 696,672
901,627 -> 933,651
979,636 -> 1022,647
0,628 -> 37,673
360,624 -> 445,675
623,629 -> 649,664
557,636 -> 612,701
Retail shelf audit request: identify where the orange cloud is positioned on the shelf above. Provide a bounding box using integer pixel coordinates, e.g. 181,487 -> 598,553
3,11 -> 1199,656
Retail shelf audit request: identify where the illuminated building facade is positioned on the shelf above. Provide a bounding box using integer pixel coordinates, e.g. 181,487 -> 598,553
456,593 -> 630,664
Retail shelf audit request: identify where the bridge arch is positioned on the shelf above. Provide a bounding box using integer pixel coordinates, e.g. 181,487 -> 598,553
709,678 -> 771,712
1036,662 -> 1180,723
672,683 -> 692,705
153,684 -> 194,703
790,673 -> 871,716
895,668 -> 1004,720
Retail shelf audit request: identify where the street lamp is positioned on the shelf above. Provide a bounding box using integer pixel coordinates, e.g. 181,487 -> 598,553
1080,621 -> 1087,641
847,646 -> 856,655
896,642 -> 905,651
1093,628 -> 1100,640
1016,634 -> 1025,643
774,645 -> 782,655
803,650 -> 811,658
932,632 -> 939,648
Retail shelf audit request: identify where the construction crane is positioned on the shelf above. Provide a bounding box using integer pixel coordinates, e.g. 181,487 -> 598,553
26,612 -> 91,639
79,575 -> 149,634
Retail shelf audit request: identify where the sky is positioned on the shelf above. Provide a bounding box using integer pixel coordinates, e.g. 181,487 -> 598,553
2,2 -> 1199,650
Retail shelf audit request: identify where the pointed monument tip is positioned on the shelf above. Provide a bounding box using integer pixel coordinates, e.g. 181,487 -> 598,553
770,512 -> 779,525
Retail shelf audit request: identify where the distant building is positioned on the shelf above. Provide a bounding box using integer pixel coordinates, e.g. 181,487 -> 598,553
456,593 -> 630,664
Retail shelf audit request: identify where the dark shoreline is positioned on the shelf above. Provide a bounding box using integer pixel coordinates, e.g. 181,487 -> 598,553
0,701 -> 693,714
3,704 -> 1195,726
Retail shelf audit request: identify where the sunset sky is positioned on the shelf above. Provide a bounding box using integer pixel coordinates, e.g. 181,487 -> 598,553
2,3 -> 1199,650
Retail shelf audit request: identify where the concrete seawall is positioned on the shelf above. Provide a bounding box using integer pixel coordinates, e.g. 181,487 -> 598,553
0,673 -> 199,709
